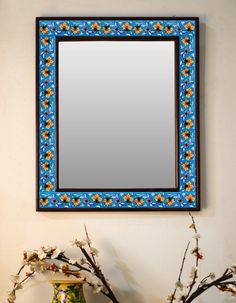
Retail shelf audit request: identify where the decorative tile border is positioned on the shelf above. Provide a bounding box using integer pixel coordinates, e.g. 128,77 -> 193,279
37,18 -> 199,211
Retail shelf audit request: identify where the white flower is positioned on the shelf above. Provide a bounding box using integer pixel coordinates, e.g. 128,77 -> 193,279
167,294 -> 175,302
7,291 -> 16,303
10,275 -> 21,284
80,258 -> 87,265
72,239 -> 87,247
30,260 -> 47,273
93,284 -> 103,294
86,275 -> 100,285
37,248 -> 47,260
90,247 -> 99,256
42,245 -> 57,253
51,248 -> 62,259
22,250 -> 38,264
189,266 -> 198,279
175,280 -> 183,291
209,272 -> 216,279
69,259 -> 77,265
193,233 -> 201,240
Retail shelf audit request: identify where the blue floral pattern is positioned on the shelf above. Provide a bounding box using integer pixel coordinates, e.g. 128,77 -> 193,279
37,18 -> 199,210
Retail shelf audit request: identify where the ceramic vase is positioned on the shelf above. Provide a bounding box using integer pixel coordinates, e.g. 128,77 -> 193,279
51,280 -> 86,303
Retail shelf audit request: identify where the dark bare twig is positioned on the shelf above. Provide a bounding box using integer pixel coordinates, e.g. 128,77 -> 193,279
170,241 -> 191,303
185,270 -> 236,303
80,245 -> 119,303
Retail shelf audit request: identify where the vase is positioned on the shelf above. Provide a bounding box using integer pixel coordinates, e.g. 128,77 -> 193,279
51,280 -> 86,303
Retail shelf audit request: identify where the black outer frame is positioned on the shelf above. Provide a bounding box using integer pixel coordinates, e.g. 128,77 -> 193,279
36,17 -> 200,212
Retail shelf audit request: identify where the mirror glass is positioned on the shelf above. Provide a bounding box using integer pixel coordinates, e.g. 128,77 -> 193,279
58,40 -> 176,189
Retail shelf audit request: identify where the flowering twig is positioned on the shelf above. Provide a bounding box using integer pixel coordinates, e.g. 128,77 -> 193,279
167,213 -> 236,303
184,213 -> 201,301
169,241 -> 191,303
7,227 -> 119,303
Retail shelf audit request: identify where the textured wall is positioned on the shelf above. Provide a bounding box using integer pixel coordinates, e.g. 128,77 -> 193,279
0,0 -> 236,302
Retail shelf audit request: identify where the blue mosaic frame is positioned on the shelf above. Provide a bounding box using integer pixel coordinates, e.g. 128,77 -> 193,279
36,17 -> 200,211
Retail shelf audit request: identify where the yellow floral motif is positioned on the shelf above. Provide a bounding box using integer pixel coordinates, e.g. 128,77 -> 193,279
165,26 -> 173,34
45,119 -> 54,129
42,162 -> 50,171
91,22 -> 101,31
134,25 -> 142,34
185,88 -> 193,98
40,198 -> 49,206
122,22 -> 132,31
45,150 -> 54,160
155,194 -> 164,203
182,162 -> 190,171
182,99 -> 190,108
185,56 -> 194,66
153,22 -> 163,31
185,22 -> 195,31
186,194 -> 195,202
104,197 -> 112,206
92,194 -> 102,202
40,25 -> 48,34
185,150 -> 193,160
135,197 -> 144,206
185,181 -> 193,191
42,130 -> 50,139
72,198 -> 80,206
102,26 -> 111,34
42,37 -> 50,45
60,194 -> 70,202
182,130 -> 190,139
60,22 -> 69,31
45,181 -> 53,191
52,283 -> 85,303
42,99 -> 50,108
166,197 -> 174,205
45,88 -> 54,97
71,25 -> 80,34
42,68 -> 50,77
182,68 -> 190,77
45,56 -> 54,66
182,37 -> 190,45
185,119 -> 193,129
124,194 -> 133,202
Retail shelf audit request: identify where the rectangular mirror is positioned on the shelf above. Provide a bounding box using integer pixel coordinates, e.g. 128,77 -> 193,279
36,17 -> 200,211
58,40 -> 176,189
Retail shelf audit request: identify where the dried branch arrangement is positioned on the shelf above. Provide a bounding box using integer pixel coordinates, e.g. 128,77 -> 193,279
167,213 -> 236,302
8,225 -> 119,303
7,215 -> 236,303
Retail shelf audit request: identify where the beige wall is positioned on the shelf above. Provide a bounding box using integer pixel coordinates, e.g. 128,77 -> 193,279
1,0 -> 236,302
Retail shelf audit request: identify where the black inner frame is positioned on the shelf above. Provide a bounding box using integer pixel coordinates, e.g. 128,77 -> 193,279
56,36 -> 180,192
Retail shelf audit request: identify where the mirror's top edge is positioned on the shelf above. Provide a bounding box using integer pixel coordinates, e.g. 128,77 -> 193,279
36,17 -> 199,21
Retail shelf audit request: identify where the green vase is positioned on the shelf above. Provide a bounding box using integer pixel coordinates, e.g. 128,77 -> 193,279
51,280 -> 86,303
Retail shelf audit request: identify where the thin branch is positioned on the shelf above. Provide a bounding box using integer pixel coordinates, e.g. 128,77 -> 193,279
185,270 -> 235,302
170,241 -> 191,303
84,224 -> 96,265
53,255 -> 90,272
80,246 -> 119,303
185,213 -> 199,300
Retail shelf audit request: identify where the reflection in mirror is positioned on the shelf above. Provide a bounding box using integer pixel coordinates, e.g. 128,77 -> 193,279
58,40 -> 176,190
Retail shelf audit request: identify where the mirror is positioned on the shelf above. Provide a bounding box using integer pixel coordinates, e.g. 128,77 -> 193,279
58,40 -> 176,190
36,17 -> 200,211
